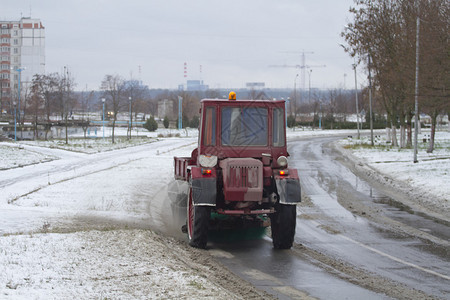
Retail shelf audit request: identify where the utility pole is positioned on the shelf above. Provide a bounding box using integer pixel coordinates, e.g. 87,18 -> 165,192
319,100 -> 322,130
102,98 -> 105,139
269,51 -> 325,102
368,54 -> 374,146
413,16 -> 420,163
294,74 -> 299,128
308,69 -> 312,103
354,62 -> 360,139
178,96 -> 183,130
64,66 -> 68,144
128,96 -> 132,139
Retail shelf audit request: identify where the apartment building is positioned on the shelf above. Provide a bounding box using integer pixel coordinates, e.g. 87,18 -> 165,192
0,17 -> 45,113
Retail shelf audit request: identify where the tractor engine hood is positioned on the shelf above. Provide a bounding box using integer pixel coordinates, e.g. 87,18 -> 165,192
219,158 -> 263,202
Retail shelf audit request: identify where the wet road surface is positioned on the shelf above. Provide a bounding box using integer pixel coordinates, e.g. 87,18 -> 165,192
206,136 -> 449,299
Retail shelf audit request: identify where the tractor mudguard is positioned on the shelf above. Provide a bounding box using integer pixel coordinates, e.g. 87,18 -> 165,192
274,168 -> 301,204
191,167 -> 217,206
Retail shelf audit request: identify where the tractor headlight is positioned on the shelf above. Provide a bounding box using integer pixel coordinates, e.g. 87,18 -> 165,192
199,155 -> 217,168
277,156 -> 288,168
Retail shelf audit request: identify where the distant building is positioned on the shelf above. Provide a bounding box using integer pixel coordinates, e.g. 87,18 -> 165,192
158,99 -> 174,120
186,80 -> 208,91
0,17 -> 45,109
246,82 -> 265,89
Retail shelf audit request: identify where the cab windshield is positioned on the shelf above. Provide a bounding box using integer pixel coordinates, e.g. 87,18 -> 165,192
221,107 -> 268,146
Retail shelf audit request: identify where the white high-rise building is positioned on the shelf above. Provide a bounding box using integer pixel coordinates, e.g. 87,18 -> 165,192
0,17 -> 45,114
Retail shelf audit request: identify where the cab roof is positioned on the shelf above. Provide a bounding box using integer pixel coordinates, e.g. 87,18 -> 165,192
200,99 -> 286,106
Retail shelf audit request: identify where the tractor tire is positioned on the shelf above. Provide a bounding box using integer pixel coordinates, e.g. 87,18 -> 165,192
187,187 -> 210,249
270,204 -> 297,249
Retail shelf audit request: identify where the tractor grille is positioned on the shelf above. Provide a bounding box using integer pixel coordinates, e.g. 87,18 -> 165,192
219,158 -> 263,202
228,165 -> 260,188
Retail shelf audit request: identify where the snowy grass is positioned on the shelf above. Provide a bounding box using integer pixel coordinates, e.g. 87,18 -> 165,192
0,145 -> 58,170
338,130 -> 450,206
0,127 -> 198,169
0,230 -> 232,299
21,136 -> 157,154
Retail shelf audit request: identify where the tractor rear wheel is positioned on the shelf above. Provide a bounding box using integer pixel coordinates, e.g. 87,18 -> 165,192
270,204 -> 297,249
187,187 -> 210,249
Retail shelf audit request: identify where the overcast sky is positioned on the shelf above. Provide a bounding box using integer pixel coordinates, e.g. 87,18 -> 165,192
3,0 -> 362,91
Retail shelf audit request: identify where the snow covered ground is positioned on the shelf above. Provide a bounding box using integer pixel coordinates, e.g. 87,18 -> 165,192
1,126 -> 449,298
338,130 -> 450,214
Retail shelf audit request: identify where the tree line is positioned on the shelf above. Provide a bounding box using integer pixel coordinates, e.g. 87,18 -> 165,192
8,71 -> 219,143
341,0 -> 449,152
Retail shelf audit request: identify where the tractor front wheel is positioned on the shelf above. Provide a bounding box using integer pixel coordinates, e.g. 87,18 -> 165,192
270,204 -> 297,249
187,187 -> 210,249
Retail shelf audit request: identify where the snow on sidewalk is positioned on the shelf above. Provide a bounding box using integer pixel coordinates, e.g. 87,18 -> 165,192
337,130 -> 450,214
1,134 -> 244,299
0,230 -> 234,299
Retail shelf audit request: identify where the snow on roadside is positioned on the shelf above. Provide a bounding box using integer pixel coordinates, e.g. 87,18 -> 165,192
0,136 -> 196,235
0,230 -> 234,299
0,144 -> 58,170
1,133 -> 244,299
337,130 -> 450,215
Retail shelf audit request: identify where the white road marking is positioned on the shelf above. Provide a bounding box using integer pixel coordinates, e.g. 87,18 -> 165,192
339,234 -> 450,281
308,219 -> 450,281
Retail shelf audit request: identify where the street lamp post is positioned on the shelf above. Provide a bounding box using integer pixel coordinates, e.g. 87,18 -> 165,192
128,96 -> 132,139
413,17 -> 420,163
319,101 -> 322,130
353,63 -> 360,139
293,74 -> 299,129
102,98 -> 105,139
285,97 -> 290,128
11,67 -> 26,124
308,69 -> 312,103
13,102 -> 17,141
178,96 -> 183,130
368,54 -> 374,146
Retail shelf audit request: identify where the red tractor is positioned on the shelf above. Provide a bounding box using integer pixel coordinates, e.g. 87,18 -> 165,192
174,92 -> 301,249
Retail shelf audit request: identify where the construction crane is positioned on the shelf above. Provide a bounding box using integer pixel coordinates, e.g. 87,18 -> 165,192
269,51 -> 326,92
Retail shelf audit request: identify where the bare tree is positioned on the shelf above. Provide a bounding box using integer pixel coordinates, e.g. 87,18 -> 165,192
29,80 -> 45,139
342,0 -> 413,146
124,79 -> 150,138
326,89 -> 339,129
56,68 -> 77,144
100,74 -> 125,144
342,0 -> 449,150
178,91 -> 201,121
419,0 -> 449,152
31,73 -> 59,139
79,90 -> 94,139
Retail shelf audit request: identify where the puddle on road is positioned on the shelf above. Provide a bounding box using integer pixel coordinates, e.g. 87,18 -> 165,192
291,138 -> 449,249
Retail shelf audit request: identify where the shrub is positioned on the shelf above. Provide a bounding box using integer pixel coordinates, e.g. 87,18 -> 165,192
163,116 -> 169,129
190,115 -> 200,128
143,117 -> 158,132
182,114 -> 189,128
287,115 -> 296,128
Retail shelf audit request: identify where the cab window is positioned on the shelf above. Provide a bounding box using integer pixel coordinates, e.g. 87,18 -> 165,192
273,108 -> 285,147
203,107 -> 216,146
221,107 -> 268,146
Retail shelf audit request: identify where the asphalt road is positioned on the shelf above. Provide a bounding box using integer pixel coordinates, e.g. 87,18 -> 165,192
208,136 -> 449,299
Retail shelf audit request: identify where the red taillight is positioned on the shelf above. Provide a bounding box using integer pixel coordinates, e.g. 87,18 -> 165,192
202,168 -> 212,175
279,170 -> 289,176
